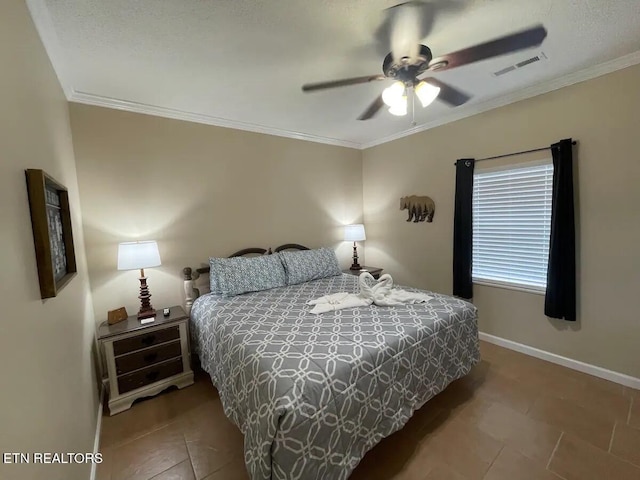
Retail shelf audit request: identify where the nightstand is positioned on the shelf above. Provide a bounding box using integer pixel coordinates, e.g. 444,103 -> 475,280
97,305 -> 194,415
343,266 -> 383,280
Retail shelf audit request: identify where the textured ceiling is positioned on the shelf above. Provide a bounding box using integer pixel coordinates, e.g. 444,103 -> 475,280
33,0 -> 640,148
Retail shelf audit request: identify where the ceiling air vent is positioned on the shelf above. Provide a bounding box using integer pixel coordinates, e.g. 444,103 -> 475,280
494,65 -> 516,76
515,56 -> 541,68
493,52 -> 547,77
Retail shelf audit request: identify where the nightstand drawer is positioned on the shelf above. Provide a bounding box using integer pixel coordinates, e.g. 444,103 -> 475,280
113,325 -> 180,355
115,340 -> 182,375
117,357 -> 183,394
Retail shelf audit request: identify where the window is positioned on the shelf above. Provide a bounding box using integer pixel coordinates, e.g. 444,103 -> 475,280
472,161 -> 553,293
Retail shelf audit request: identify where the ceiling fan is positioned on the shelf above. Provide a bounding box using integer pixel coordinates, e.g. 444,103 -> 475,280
301,2 -> 547,120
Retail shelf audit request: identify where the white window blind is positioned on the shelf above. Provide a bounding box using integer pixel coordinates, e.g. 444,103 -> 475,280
472,162 -> 553,291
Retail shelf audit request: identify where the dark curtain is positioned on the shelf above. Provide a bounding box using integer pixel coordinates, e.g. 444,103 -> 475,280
545,139 -> 576,320
453,158 -> 475,299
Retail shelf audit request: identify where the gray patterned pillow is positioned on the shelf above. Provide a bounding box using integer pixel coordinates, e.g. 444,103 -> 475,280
279,248 -> 342,286
209,254 -> 286,297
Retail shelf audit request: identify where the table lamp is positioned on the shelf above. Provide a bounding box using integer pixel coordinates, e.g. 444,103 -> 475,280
117,240 -> 161,319
344,224 -> 366,271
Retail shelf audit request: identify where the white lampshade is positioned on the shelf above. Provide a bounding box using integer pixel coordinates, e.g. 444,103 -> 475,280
117,241 -> 162,270
388,95 -> 408,116
344,224 -> 366,242
382,81 -> 405,107
415,81 -> 440,108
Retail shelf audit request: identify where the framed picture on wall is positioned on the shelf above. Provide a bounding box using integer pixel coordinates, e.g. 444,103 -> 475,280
25,169 -> 77,299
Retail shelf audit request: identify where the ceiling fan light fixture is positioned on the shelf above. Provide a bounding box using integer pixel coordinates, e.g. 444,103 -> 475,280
382,81 -> 406,107
415,81 -> 441,108
388,95 -> 408,116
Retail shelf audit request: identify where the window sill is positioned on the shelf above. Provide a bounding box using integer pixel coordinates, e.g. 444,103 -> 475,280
473,279 -> 546,296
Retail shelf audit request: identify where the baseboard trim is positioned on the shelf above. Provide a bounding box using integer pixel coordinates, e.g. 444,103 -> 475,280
89,381 -> 106,480
478,332 -> 640,390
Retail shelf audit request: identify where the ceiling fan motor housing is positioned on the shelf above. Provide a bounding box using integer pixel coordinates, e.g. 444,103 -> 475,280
300,24 -> 546,120
383,45 -> 433,84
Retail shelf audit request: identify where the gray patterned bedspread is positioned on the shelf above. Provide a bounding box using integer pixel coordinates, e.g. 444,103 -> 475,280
191,274 -> 479,480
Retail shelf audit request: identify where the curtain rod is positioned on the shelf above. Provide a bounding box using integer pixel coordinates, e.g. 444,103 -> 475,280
456,140 -> 577,164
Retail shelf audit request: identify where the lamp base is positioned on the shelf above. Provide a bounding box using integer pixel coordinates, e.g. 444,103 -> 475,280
137,309 -> 156,320
350,242 -> 362,271
137,272 -> 156,320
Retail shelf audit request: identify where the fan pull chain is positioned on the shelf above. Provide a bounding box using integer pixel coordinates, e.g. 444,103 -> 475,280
411,87 -> 417,127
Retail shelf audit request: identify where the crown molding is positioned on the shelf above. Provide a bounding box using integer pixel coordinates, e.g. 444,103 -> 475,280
360,50 -> 640,149
28,0 -> 640,152
71,49 -> 640,152
69,91 -> 362,150
26,0 -> 73,98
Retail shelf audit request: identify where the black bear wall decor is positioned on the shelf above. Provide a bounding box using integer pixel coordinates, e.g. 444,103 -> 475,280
400,195 -> 435,223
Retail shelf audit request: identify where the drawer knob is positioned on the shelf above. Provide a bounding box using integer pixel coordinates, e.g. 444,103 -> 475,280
146,371 -> 159,382
141,335 -> 156,346
143,353 -> 158,363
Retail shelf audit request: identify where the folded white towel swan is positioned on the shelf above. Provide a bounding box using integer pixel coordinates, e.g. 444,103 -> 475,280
307,272 -> 432,314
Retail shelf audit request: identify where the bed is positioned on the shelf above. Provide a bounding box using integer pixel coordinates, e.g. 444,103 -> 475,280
184,244 -> 479,480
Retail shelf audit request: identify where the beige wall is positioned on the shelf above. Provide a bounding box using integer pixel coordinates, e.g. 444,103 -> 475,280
363,64 -> 640,378
69,104 -> 363,321
0,2 -> 99,480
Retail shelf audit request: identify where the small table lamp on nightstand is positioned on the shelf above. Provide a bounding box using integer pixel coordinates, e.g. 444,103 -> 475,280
117,240 -> 161,320
344,224 -> 366,271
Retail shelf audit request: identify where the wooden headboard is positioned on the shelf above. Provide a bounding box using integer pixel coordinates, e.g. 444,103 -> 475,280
182,243 -> 309,313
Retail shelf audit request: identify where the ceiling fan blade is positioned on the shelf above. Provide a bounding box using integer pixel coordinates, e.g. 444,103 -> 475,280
388,2 -> 424,62
357,95 -> 385,121
374,1 -> 465,60
428,25 -> 547,72
421,77 -> 470,107
302,75 -> 385,92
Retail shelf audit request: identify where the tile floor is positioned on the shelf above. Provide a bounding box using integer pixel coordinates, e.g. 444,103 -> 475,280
96,341 -> 640,480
